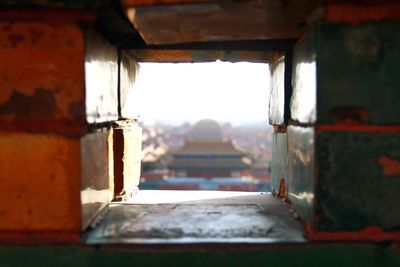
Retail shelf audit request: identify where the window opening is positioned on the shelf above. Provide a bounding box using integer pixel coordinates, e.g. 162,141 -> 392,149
128,62 -> 273,192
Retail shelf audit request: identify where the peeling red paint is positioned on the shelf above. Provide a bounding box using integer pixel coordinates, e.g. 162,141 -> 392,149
0,88 -> 56,118
306,224 -> 400,241
325,4 -> 400,24
0,22 -> 86,135
378,155 -> 400,176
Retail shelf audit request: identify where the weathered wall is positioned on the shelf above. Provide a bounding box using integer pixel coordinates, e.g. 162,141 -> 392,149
271,132 -> 288,195
0,20 -> 87,242
113,126 -> 142,198
0,22 -> 86,136
0,14 -> 142,242
0,133 -> 81,235
269,55 -> 291,196
285,16 -> 400,240
81,129 -> 114,230
85,29 -> 119,124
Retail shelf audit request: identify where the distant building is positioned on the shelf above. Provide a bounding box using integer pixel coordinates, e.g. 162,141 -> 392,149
168,119 -> 252,178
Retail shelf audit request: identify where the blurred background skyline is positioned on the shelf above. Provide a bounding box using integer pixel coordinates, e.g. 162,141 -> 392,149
132,62 -> 273,192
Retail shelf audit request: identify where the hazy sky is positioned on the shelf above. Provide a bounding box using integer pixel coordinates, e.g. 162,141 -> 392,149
127,61 -> 270,125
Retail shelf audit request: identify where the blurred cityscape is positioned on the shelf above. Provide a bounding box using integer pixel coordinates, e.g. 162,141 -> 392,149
139,119 -> 273,192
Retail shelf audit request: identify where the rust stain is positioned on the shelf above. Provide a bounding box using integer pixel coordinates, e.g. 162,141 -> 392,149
273,125 -> 287,133
0,88 -> 56,118
330,106 -> 369,124
278,178 -> 286,199
378,155 -> 400,176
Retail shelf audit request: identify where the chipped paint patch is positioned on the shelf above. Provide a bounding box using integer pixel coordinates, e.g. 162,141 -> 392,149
0,88 -> 56,118
0,22 -> 85,127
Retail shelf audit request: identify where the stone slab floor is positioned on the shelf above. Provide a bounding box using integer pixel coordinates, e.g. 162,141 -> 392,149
85,191 -> 305,244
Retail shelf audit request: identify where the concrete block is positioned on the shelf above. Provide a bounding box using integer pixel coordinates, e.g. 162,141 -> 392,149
113,124 -> 142,198
120,51 -> 139,120
0,22 -> 85,135
269,56 -> 285,125
284,126 -> 400,239
123,125 -> 143,194
85,29 -> 118,123
0,132 -> 81,239
315,131 -> 400,231
287,125 -> 315,222
271,132 -> 288,195
81,129 -> 114,230
292,21 -> 400,124
291,30 -> 316,124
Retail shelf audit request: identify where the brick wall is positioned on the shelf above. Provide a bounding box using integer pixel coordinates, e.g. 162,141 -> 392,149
269,6 -> 400,240
0,14 -> 142,243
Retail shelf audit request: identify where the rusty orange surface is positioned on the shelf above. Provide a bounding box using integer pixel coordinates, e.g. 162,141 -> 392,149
0,133 -> 81,234
0,22 -> 85,134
